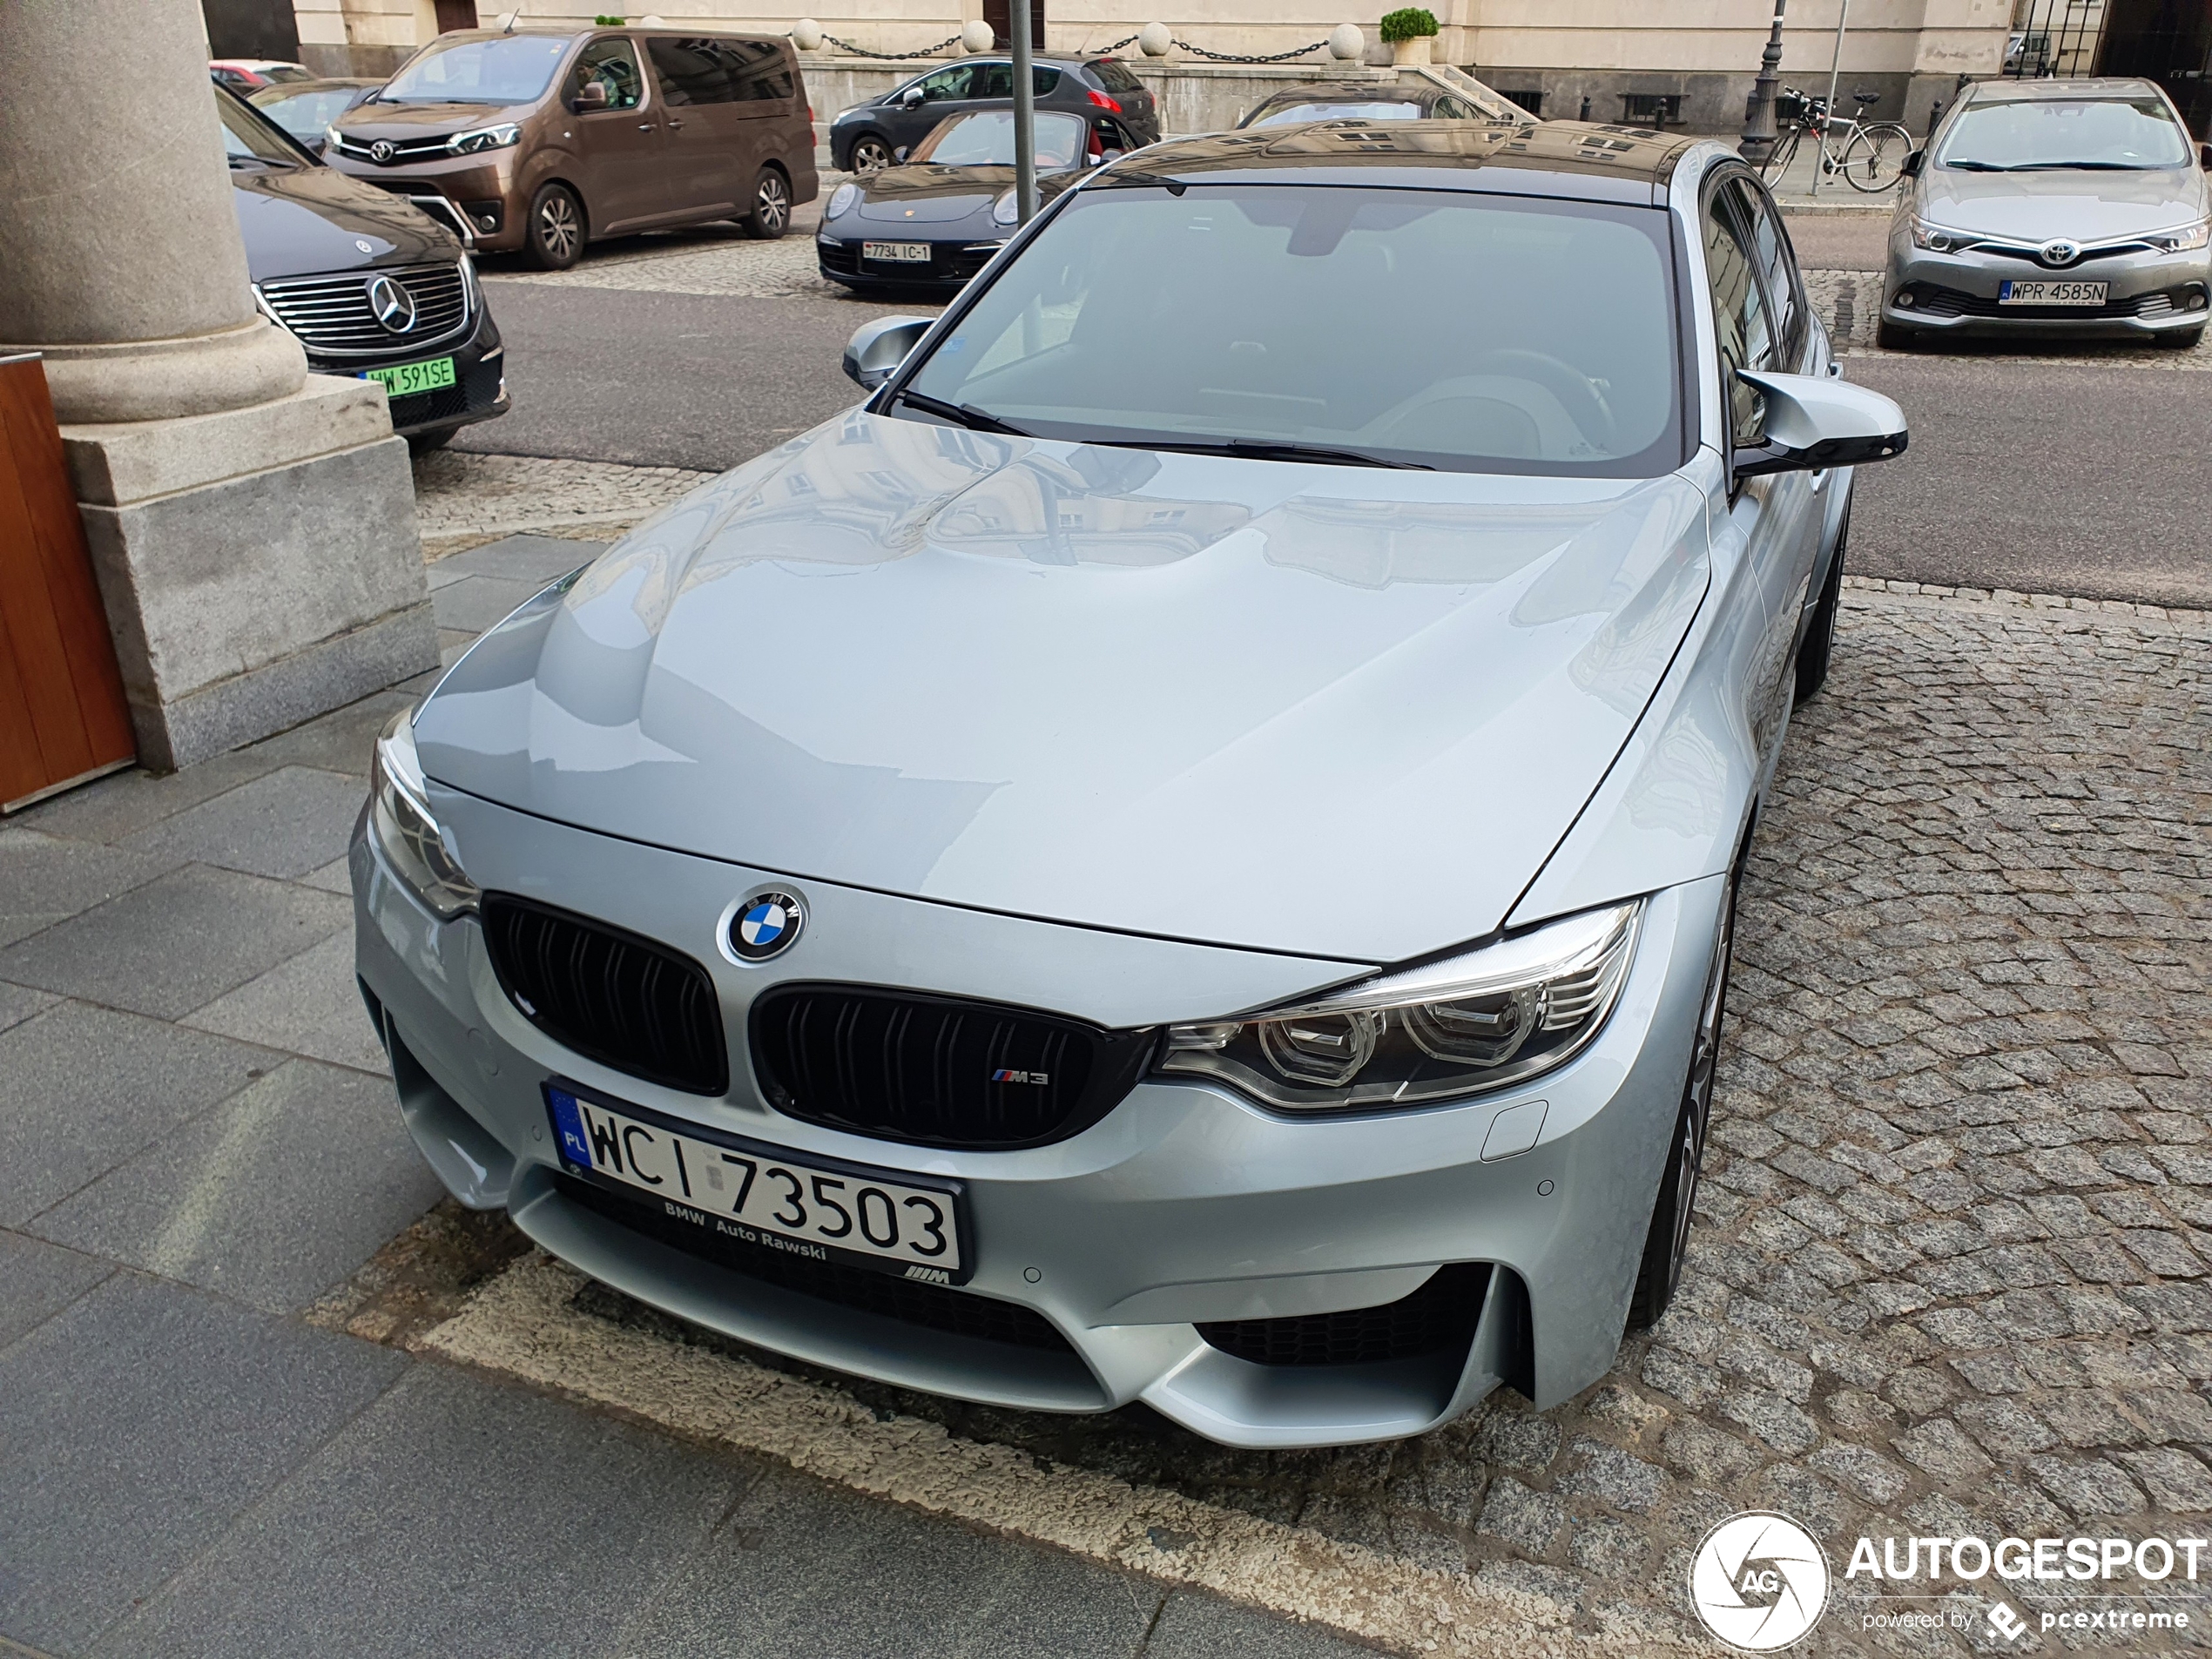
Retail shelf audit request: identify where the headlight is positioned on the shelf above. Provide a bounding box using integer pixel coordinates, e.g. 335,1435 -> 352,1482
447,122 -> 521,155
1157,900 -> 1642,1113
368,709 -> 478,919
2148,219 -> 2210,253
993,189 -> 1020,226
1910,217 -> 1975,253
326,125 -> 344,151
827,182 -> 859,218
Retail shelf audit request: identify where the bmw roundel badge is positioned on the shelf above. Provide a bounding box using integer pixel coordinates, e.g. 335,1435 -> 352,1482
729,888 -> 805,961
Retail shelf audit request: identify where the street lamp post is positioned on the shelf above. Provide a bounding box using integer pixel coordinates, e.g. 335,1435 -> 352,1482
1011,0 -> 1037,224
1739,0 -> 1789,165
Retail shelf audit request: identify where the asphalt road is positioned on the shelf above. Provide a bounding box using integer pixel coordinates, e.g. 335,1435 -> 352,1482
461,245 -> 2209,609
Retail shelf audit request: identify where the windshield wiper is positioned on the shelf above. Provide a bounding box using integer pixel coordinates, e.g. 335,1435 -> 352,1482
1087,167 -> 1186,195
1099,436 -> 1430,470
895,389 -> 1031,435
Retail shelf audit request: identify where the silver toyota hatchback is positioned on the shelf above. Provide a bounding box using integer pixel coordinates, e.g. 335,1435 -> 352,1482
1882,77 -> 2212,348
354,122 -> 1905,1447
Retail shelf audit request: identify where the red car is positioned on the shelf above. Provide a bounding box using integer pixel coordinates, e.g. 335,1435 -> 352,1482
209,58 -> 314,91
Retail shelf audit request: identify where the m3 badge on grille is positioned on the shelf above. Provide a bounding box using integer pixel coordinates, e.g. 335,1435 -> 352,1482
727,887 -> 805,962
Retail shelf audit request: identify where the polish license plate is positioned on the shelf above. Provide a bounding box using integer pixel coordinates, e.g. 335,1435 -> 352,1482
862,240 -> 933,263
544,1082 -> 968,1281
1998,280 -> 2107,307
361,355 -> 456,395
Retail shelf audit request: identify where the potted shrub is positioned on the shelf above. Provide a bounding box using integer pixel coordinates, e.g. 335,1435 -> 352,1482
1379,7 -> 1439,66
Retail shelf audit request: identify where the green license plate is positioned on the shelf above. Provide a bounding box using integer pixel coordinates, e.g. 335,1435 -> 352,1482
363,356 -> 456,397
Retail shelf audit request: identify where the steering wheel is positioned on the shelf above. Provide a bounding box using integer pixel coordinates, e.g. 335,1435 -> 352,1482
1463,348 -> 1619,454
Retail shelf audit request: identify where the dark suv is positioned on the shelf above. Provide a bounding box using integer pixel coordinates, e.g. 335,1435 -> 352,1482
829,55 -> 1158,172
219,86 -> 508,450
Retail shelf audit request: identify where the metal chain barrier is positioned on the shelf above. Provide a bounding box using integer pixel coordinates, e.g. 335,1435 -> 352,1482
817,32 -> 965,58
1167,37 -> 1332,62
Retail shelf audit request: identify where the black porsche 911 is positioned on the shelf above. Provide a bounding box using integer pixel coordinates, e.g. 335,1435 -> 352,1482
816,108 -> 1116,294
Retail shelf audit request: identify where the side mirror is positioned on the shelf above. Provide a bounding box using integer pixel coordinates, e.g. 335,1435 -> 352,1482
901,85 -> 925,107
1900,147 -> 1924,178
572,81 -> 608,111
2200,141 -> 2212,170
893,145 -> 907,164
1732,369 -> 1906,477
844,314 -> 934,390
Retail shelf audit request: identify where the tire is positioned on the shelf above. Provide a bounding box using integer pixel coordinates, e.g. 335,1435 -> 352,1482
525,182 -> 584,271
1626,859 -> 1742,1331
1794,502 -> 1848,705
740,166 -> 791,239
1844,122 -> 1912,192
2157,325 -> 2204,350
1876,318 -> 1919,351
848,133 -> 893,174
1756,126 -> 1798,184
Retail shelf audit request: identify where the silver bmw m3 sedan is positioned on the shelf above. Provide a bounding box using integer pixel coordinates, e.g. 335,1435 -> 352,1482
353,121 -> 1906,1447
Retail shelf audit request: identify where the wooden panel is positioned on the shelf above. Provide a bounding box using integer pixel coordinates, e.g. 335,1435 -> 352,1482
0,354 -> 134,809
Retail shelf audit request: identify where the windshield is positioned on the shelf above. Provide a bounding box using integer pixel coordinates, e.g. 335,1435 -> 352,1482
1249,99 -> 1426,127
381,34 -> 569,105
900,184 -> 1681,476
249,85 -> 366,137
1938,96 -> 2191,170
216,91 -> 303,165
912,109 -> 1087,169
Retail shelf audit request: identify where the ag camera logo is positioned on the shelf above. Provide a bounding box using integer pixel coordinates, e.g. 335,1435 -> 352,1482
1690,1511 -> 1831,1650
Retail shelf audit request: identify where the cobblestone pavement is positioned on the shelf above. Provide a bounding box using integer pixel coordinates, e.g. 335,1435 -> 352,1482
339,582 -> 2212,1654
410,449 -> 712,556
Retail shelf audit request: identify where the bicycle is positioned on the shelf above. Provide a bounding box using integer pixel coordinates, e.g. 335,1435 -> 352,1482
1757,85 -> 1913,193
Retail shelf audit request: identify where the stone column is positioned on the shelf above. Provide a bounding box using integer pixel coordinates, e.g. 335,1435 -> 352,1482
0,0 -> 437,771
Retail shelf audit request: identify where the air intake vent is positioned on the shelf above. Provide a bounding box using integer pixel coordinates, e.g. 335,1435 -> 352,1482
558,1173 -> 1076,1352
750,985 -> 1155,1150
482,894 -> 728,1096
1197,1263 -> 1492,1367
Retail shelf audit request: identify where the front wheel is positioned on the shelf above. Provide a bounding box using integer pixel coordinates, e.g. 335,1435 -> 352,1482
848,133 -> 893,174
1843,123 -> 1912,192
1626,866 -> 1740,1330
1794,502 -> 1848,705
525,182 -> 584,270
1756,126 -> 1799,183
740,167 -> 790,239
2157,325 -> 2204,351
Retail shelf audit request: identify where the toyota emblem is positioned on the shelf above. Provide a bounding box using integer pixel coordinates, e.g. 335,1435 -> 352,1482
369,138 -> 396,163
2040,238 -> 2081,266
366,273 -> 418,334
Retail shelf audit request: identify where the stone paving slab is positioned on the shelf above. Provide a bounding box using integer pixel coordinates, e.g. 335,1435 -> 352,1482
345,584 -> 2211,1656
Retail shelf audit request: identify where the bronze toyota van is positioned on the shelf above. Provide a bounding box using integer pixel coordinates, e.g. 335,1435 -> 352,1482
326,26 -> 816,268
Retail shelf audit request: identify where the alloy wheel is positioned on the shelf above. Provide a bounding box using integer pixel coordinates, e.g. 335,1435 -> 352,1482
758,174 -> 789,235
536,194 -> 579,263
1665,881 -> 1736,1296
851,136 -> 891,173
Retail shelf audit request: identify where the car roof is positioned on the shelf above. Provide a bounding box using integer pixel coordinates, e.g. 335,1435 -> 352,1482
1092,119 -> 1697,204
1965,76 -> 2167,104
1252,82 -> 1440,105
248,77 -> 381,94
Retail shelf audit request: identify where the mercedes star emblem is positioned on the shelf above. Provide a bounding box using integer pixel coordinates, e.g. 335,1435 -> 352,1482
365,273 -> 418,334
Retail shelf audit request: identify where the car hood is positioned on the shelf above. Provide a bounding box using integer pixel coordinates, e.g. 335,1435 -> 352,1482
231,163 -> 460,280
853,163 -> 1077,221
415,415 -> 1710,963
334,99 -> 524,138
1919,164 -> 2208,239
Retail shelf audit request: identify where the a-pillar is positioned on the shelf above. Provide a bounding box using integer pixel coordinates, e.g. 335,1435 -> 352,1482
0,0 -> 436,771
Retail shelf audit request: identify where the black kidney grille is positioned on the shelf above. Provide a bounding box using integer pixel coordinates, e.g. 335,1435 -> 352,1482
750,986 -> 1155,1150
557,1172 -> 1074,1353
481,894 -> 727,1096
1197,1263 -> 1493,1367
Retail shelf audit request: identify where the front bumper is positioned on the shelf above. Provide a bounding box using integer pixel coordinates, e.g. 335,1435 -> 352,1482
1883,239 -> 2212,337
307,304 -> 509,441
353,788 -> 1723,1447
327,150 -> 527,253
817,232 -> 1003,289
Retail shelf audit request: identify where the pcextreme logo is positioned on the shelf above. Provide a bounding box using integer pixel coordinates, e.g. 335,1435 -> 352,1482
1690,1512 -> 1831,1650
